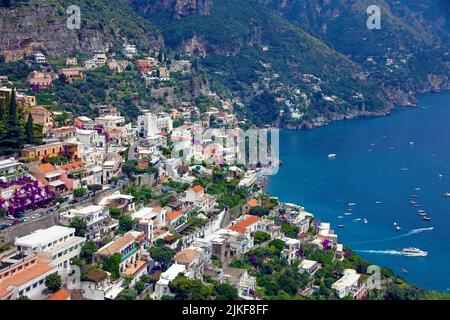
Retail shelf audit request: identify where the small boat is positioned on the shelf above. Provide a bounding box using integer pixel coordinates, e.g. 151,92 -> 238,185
410,195 -> 419,198
389,146 -> 396,150
338,216 -> 344,219
413,204 -> 422,208
415,188 -> 421,191
393,222 -> 398,226
400,167 -> 409,172
402,268 -> 409,274
328,153 -> 337,159
353,218 -> 361,222
338,224 -> 345,228
410,141 -> 415,145
410,200 -> 418,204
363,218 -> 368,224
444,193 -> 450,198
348,203 -> 356,206
344,212 -> 353,216
423,216 -> 431,222
375,201 -> 382,204
438,174 -> 443,178
418,210 -> 427,216
402,247 -> 428,257
396,226 -> 402,231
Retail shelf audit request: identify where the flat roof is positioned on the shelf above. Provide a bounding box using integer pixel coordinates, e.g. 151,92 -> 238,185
15,226 -> 75,248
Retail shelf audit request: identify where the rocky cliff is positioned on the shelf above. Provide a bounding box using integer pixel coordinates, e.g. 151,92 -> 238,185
0,1 -> 163,62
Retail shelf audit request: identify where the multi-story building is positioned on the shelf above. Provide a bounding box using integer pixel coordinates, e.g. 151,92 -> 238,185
29,106 -> 54,133
138,112 -> 173,138
14,226 -> 85,274
60,205 -> 113,241
21,142 -> 80,162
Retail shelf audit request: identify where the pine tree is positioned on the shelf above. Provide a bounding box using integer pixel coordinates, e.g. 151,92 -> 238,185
25,113 -> 33,144
0,89 -> 25,155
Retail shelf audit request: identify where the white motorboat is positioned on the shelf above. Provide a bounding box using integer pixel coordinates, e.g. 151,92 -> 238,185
401,248 -> 428,257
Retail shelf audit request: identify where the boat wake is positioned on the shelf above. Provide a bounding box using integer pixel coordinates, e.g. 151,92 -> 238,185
355,249 -> 402,256
352,227 -> 434,244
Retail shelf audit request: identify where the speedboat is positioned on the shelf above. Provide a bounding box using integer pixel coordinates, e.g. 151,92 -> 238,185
400,167 -> 409,172
444,193 -> 450,198
344,212 -> 353,216
328,153 -> 337,159
338,224 -> 345,228
423,216 -> 431,222
348,203 -> 356,206
402,268 -> 409,274
338,216 -> 344,219
415,188 -> 421,191
393,222 -> 398,226
396,226 -> 402,231
375,201 -> 382,204
363,218 -> 368,224
418,210 -> 427,216
401,247 -> 428,257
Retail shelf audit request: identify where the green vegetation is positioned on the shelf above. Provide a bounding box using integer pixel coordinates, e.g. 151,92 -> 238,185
69,217 -> 87,237
45,273 -> 62,292
102,253 -> 121,279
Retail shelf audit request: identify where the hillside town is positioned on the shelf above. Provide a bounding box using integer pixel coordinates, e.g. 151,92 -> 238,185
0,45 -> 385,301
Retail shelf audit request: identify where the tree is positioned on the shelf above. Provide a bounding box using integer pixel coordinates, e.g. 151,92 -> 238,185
149,245 -> 176,270
116,289 -> 137,300
0,89 -> 25,155
135,281 -> 146,295
119,215 -> 134,232
80,240 -> 98,263
103,253 -> 121,279
214,283 -> 239,300
87,184 -> 102,195
73,187 -> 87,198
109,207 -> 122,219
169,275 -> 212,300
254,231 -> 271,245
24,113 -> 34,144
16,295 -> 30,300
45,273 -> 62,292
111,176 -> 119,186
70,217 -> 87,237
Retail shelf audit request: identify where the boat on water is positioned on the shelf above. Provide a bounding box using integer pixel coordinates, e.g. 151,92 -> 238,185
393,222 -> 398,226
423,216 -> 431,222
375,201 -> 382,204
410,195 -> 419,198
338,225 -> 345,228
348,203 -> 356,206
338,216 -> 344,219
328,153 -> 337,159
389,146 -> 396,150
396,226 -> 402,231
400,167 -> 409,172
402,268 -> 409,274
344,212 -> 352,216
418,210 -> 427,216
444,193 -> 450,198
415,187 -> 421,191
402,248 -> 428,257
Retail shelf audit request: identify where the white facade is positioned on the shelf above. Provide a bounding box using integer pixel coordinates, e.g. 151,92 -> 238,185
14,226 -> 85,273
154,264 -> 186,299
60,205 -> 110,241
138,112 -> 173,138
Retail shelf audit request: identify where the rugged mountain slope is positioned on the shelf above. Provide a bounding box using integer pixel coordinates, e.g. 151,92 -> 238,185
260,0 -> 450,104
0,0 -> 163,62
132,0 -> 390,126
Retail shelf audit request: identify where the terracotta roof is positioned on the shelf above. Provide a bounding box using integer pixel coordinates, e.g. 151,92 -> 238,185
60,161 -> 84,171
192,185 -> 204,193
175,248 -> 199,265
48,289 -> 70,300
36,163 -> 56,173
97,232 -> 136,256
0,260 -> 54,298
247,199 -> 258,207
228,215 -> 261,234
166,210 -> 183,222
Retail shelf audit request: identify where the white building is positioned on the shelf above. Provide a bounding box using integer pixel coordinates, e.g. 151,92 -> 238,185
60,205 -> 113,241
154,264 -> 186,299
331,269 -> 367,299
123,44 -> 137,58
138,112 -> 173,138
14,226 -> 85,274
77,128 -> 104,147
34,52 -> 47,64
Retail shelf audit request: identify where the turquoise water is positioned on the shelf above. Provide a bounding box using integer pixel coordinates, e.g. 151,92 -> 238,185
266,92 -> 450,291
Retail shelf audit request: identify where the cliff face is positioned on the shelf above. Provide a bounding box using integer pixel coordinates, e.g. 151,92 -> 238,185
0,1 -> 163,62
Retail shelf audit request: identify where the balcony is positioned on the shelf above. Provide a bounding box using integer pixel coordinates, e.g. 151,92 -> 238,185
121,246 -> 138,262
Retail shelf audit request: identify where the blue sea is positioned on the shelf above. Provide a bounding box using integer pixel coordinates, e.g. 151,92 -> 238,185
266,91 -> 450,292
